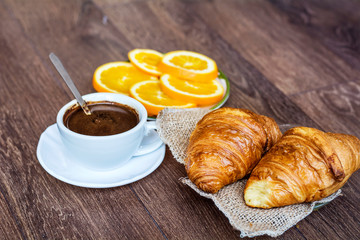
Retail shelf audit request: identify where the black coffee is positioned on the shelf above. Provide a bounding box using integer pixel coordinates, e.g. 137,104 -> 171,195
63,101 -> 139,136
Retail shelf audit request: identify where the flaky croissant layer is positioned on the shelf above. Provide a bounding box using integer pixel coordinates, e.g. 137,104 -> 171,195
244,127 -> 360,209
185,108 -> 282,193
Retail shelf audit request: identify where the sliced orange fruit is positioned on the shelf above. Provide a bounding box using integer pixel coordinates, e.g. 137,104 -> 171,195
128,49 -> 163,76
158,50 -> 218,82
160,74 -> 224,106
129,80 -> 196,116
93,62 -> 157,95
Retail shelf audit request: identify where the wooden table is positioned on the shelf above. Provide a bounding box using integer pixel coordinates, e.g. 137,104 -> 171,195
1,0 -> 359,239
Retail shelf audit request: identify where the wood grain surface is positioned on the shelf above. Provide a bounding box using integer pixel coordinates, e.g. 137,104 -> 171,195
0,0 -> 359,239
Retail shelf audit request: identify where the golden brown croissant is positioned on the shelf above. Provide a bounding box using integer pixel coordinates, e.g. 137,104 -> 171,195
185,108 -> 282,193
244,127 -> 360,208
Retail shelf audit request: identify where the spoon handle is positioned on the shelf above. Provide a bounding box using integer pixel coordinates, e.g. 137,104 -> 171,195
49,53 -> 91,115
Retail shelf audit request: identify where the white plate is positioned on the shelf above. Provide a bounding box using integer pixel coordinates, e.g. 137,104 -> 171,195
37,124 -> 165,188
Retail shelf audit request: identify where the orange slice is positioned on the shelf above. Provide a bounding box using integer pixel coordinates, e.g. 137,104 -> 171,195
93,62 -> 157,95
158,50 -> 218,82
129,80 -> 196,116
128,49 -> 163,76
160,74 -> 224,105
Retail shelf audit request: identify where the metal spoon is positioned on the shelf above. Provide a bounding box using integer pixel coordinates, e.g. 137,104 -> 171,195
49,52 -> 91,115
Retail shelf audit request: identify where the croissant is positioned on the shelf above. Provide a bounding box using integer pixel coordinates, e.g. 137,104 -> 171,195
244,127 -> 360,208
185,108 -> 282,193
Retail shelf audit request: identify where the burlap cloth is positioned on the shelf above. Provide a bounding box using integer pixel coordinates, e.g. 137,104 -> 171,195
156,108 -> 341,238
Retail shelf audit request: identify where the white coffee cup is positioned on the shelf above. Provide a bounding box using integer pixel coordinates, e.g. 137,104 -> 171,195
56,92 -> 163,171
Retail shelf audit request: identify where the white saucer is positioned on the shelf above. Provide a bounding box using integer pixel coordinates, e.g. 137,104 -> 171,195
37,124 -> 165,188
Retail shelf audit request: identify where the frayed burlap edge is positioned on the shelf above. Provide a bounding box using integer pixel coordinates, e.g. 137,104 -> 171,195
156,108 -> 341,238
180,178 -> 341,238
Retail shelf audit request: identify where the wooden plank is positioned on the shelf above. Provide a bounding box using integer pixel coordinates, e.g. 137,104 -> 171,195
291,80 -> 360,136
186,0 -> 359,96
0,189 -> 24,239
0,1 -> 164,239
270,0 -> 360,71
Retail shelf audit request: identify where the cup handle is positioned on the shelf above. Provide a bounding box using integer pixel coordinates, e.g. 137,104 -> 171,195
133,121 -> 163,156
